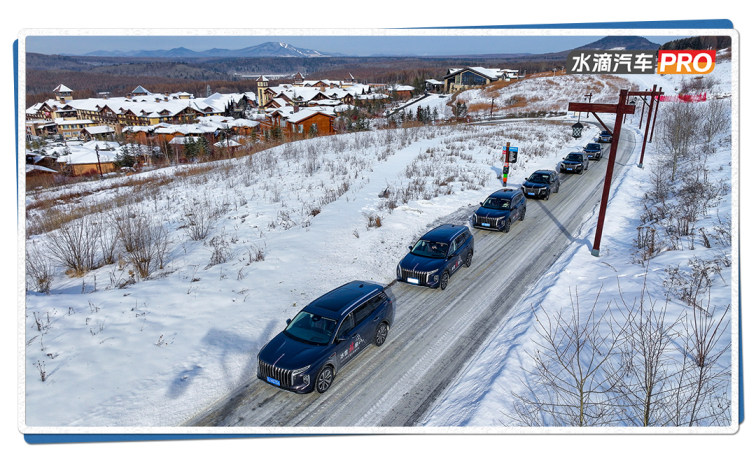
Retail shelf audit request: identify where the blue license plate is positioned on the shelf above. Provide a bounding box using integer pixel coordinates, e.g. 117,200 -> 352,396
267,376 -> 281,386
482,222 -> 490,227
407,277 -> 419,285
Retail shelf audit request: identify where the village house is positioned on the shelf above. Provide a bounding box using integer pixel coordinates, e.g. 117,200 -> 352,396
268,106 -> 337,138
442,67 -> 520,93
54,141 -> 120,176
389,85 -> 415,100
25,85 -> 243,137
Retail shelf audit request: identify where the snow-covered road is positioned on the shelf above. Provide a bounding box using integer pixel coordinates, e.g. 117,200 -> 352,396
186,125 -> 637,428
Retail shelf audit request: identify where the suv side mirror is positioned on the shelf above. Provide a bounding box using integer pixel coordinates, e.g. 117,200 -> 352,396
286,319 -> 291,325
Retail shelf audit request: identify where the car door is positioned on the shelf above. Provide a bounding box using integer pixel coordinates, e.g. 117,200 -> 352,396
448,235 -> 465,275
351,296 -> 384,354
335,312 -> 360,367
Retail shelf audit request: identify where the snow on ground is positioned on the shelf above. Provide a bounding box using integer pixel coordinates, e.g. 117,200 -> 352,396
23,57 -> 735,429
24,119 -> 597,427
388,93 -> 454,119
422,60 -> 736,428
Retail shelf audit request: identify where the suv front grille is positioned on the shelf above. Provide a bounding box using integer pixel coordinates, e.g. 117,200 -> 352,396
473,215 -> 502,227
399,268 -> 434,285
258,359 -> 293,388
523,186 -> 544,195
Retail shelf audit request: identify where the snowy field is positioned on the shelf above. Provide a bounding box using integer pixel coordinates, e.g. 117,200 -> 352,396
22,61 -> 735,430
24,116 -> 589,427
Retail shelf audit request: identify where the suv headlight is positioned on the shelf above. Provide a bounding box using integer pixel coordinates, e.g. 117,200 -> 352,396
293,365 -> 311,386
396,264 -> 402,278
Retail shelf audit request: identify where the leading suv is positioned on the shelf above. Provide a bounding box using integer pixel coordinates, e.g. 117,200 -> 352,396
397,224 -> 474,290
472,188 -> 526,232
257,280 -> 395,394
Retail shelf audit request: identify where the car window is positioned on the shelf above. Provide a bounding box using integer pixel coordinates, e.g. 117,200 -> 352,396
483,197 -> 510,210
337,313 -> 354,338
411,239 -> 449,259
354,294 -> 384,325
285,311 -> 338,345
448,239 -> 458,255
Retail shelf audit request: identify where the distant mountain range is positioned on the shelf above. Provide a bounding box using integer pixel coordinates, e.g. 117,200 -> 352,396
573,36 -> 661,51
73,36 -> 662,59
82,41 -> 342,58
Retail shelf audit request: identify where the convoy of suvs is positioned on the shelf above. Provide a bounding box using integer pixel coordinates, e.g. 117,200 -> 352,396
257,132 -> 609,394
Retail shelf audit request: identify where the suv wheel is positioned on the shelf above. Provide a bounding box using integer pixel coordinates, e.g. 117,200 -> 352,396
520,206 -> 526,221
315,366 -> 334,393
374,322 -> 389,346
544,189 -> 550,201
439,271 -> 449,290
464,250 -> 473,268
554,182 -> 560,193
503,218 -> 511,233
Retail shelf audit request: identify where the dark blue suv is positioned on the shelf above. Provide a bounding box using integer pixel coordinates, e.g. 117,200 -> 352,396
257,280 -> 395,394
472,188 -> 526,232
397,224 -> 474,290
522,170 -> 560,200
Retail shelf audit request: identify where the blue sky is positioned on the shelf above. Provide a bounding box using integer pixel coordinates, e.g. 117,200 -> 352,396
25,34 -> 684,57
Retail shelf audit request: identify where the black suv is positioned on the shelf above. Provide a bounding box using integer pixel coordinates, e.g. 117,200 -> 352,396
583,143 -> 602,160
257,281 -> 395,393
472,188 -> 526,232
522,170 -> 560,200
559,152 -> 590,175
397,224 -> 474,290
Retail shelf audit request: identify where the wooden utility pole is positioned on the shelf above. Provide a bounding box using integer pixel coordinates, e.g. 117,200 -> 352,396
95,144 -> 104,179
568,89 -> 636,257
628,86 -> 664,167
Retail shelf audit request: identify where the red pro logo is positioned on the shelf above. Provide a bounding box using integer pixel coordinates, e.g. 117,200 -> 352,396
657,50 -> 716,74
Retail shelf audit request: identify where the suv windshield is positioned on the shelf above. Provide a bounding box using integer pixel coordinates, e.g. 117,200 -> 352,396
482,197 -> 511,210
411,239 -> 449,259
284,311 -> 337,345
587,143 -> 601,150
527,173 -> 550,184
566,153 -> 584,162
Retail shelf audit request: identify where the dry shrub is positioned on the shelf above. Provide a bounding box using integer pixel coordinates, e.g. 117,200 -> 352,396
113,207 -> 169,278
47,213 -> 101,276
26,241 -> 54,293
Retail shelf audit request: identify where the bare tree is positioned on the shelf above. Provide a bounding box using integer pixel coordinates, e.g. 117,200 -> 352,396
658,103 -> 700,181
699,99 -> 730,145
511,288 -> 628,426
615,274 -> 684,426
683,301 -> 731,426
